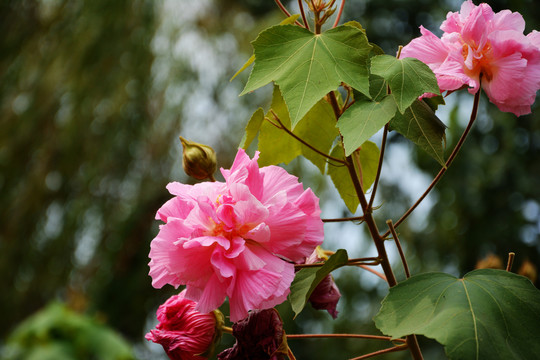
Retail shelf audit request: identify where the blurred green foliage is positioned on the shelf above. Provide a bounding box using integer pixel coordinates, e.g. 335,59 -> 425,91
2,302 -> 134,360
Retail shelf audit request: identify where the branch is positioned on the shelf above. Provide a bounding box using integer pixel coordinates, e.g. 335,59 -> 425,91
322,216 -> 365,223
349,345 -> 408,360
333,0 -> 346,27
357,264 -> 387,281
267,111 -> 346,165
274,0 -> 305,27
386,219 -> 411,278
298,0 -> 310,31
368,124 -> 388,210
287,333 -> 406,343
383,88 -> 482,238
506,252 -> 516,272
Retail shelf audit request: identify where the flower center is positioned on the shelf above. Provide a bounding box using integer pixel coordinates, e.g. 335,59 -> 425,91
462,42 -> 494,81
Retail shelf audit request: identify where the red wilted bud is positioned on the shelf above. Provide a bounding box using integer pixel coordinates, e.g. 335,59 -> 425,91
303,247 -> 341,319
218,309 -> 288,360
145,290 -> 224,360
179,136 -> 217,181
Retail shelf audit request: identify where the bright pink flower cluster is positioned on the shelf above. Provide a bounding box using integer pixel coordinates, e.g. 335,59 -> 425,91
145,291 -> 219,360
149,149 -> 324,322
401,0 -> 540,116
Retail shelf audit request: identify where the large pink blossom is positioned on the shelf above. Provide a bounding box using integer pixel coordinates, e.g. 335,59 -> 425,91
145,290 -> 221,360
149,149 -> 324,322
401,0 -> 540,116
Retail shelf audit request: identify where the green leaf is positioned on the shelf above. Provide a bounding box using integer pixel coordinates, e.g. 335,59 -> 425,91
241,24 -> 372,127
230,15 -> 300,81
289,249 -> 349,317
239,107 -> 264,149
354,140 -> 380,191
370,55 -> 440,113
389,99 -> 447,166
338,95 -> 396,156
326,141 -> 378,212
257,87 -> 338,173
374,270 -> 540,360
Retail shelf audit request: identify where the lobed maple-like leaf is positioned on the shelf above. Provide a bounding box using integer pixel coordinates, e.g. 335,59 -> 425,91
241,24 -> 372,127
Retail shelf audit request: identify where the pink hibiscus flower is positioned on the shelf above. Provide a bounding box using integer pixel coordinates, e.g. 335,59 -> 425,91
148,149 -> 324,322
400,0 -> 540,116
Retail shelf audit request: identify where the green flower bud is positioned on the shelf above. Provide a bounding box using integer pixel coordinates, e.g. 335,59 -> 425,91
179,136 -> 217,181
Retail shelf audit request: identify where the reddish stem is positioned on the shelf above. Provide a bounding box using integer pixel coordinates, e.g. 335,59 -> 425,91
333,0 -> 346,27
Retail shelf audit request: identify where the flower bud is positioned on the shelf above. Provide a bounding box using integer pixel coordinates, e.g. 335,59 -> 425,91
218,308 -> 288,360
303,247 -> 341,319
179,136 -> 217,181
145,290 -> 223,360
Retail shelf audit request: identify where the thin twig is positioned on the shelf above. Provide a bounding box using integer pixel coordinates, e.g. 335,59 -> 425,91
368,124 -> 388,210
294,257 -> 380,269
333,0 -> 346,27
357,264 -> 387,281
349,345 -> 408,360
287,333 -> 406,343
287,346 -> 297,360
383,88 -> 482,238
298,0 -> 310,30
268,110 -> 346,164
506,252 -> 516,272
274,0 -> 305,27
322,216 -> 365,223
386,220 -> 411,279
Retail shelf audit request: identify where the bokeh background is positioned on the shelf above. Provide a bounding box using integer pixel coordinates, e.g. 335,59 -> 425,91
1,0 -> 539,359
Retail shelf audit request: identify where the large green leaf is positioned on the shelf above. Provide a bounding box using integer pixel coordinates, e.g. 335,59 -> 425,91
327,141 -> 379,213
241,24 -> 372,127
255,87 -> 338,173
389,99 -> 447,166
337,95 -> 396,156
230,15 -> 300,81
374,270 -> 540,360
289,249 -> 349,318
370,55 -> 440,113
